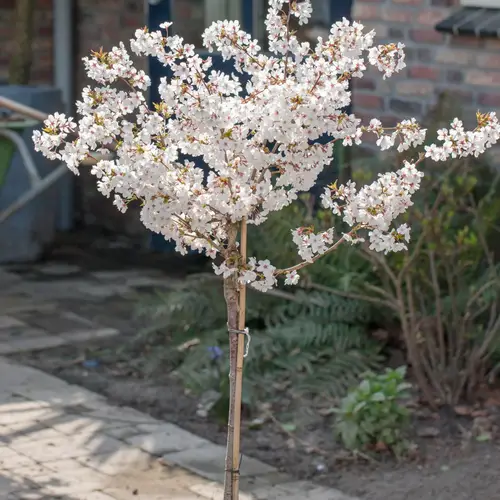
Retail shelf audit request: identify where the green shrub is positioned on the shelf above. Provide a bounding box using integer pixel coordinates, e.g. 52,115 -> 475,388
334,367 -> 411,455
350,92 -> 500,405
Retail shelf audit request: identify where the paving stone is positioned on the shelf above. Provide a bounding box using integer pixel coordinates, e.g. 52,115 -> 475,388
76,283 -> 131,299
43,458 -> 98,475
14,310 -> 95,335
91,269 -> 147,280
0,360 -> 57,390
60,327 -> 119,343
10,433 -> 124,462
10,281 -> 93,301
0,474 -> 38,495
48,414 -> 131,436
71,493 -> 117,500
126,423 -> 212,455
102,489 -> 203,500
6,463 -> 50,478
0,328 -> 49,342
78,448 -> 156,475
190,481 -> 254,500
0,296 -> 55,314
31,467 -> 112,494
0,336 -> 65,354
85,406 -> 162,426
0,422 -> 53,442
5,428 -> 64,446
0,446 -> 39,470
6,493 -> 49,500
0,316 -> 26,329
19,386 -> 107,409
163,443 -> 276,483
0,405 -> 63,426
37,263 -> 82,276
104,426 -> 143,441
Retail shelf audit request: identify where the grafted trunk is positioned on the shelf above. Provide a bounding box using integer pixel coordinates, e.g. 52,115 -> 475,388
223,220 -> 247,500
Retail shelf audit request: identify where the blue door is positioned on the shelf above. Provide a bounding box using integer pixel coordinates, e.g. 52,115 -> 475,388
147,0 -> 353,252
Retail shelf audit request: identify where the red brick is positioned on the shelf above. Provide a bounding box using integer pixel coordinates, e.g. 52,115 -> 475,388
450,36 -> 483,48
364,22 -> 388,38
478,93 -> 500,107
410,29 -> 445,44
396,81 -> 434,96
436,48 -> 472,65
390,98 -> 422,115
355,93 -> 385,109
378,115 -> 401,127
465,70 -> 500,87
417,9 -> 448,26
352,3 -> 380,20
381,8 -> 413,23
408,65 -> 439,80
354,78 -> 377,91
485,39 -> 500,50
477,54 -> 500,69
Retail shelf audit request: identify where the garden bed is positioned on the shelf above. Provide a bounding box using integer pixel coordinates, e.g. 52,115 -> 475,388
10,314 -> 500,500
5,228 -> 500,500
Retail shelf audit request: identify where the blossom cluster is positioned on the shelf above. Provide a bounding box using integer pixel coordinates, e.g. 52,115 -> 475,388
292,227 -> 335,262
32,0 -> 500,292
321,161 -> 423,254
425,114 -> 500,161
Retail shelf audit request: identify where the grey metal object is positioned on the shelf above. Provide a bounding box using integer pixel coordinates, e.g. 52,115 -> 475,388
0,127 -> 67,225
0,86 -> 65,262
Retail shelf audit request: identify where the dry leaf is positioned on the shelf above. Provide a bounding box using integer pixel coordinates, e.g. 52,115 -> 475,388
454,405 -> 472,416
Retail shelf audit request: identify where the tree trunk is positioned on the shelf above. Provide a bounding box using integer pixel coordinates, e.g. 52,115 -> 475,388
223,272 -> 240,500
9,0 -> 36,85
223,220 -> 247,500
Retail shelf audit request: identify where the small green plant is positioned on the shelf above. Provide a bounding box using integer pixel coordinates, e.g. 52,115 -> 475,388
334,366 -> 412,456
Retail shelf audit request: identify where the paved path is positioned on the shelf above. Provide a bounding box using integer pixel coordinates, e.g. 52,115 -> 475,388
0,267 -> 356,500
0,357 -> 354,499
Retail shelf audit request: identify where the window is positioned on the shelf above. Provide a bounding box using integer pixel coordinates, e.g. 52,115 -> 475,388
171,0 -> 241,48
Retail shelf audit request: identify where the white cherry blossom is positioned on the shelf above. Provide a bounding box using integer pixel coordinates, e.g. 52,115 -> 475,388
32,0 -> 500,292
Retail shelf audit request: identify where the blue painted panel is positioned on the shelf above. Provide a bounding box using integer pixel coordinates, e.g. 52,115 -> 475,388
0,85 -> 65,262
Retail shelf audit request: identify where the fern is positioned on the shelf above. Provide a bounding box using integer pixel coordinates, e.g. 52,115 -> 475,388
131,273 -> 383,401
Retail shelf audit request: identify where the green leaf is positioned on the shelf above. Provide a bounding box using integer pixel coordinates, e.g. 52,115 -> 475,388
476,433 -> 492,442
282,423 -> 297,433
371,392 -> 386,402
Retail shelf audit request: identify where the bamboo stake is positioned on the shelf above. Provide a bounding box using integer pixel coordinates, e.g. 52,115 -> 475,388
231,217 -> 247,500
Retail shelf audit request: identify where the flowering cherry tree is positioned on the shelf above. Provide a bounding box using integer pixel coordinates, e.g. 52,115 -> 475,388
33,1 -> 500,498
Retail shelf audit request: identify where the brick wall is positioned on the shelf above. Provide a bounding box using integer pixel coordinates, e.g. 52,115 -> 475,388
74,0 -> 147,237
351,0 -> 500,129
0,0 -> 54,84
